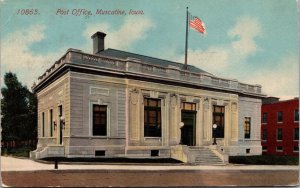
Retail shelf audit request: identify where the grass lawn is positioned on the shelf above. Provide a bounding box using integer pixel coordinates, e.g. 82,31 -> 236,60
229,155 -> 299,165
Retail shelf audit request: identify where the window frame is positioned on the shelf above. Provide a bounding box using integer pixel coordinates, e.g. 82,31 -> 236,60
244,117 -> 251,139
212,105 -> 225,138
277,111 -> 283,123
262,113 -> 267,124
276,146 -> 283,152
294,128 -> 299,141
89,102 -> 110,137
293,145 -> 299,152
262,129 -> 267,141
144,98 -> 162,138
92,104 -> 108,136
262,146 -> 267,152
277,128 -> 283,141
294,109 -> 299,122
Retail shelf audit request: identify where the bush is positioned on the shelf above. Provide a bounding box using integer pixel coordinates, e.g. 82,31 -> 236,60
229,155 -> 299,165
1,147 -> 34,158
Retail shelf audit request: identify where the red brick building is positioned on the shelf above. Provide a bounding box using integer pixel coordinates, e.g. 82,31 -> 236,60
261,97 -> 299,156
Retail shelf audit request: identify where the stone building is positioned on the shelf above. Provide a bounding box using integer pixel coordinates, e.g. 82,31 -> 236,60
30,32 -> 265,164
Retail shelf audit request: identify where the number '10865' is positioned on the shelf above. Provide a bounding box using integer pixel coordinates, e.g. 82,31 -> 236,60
17,9 -> 39,15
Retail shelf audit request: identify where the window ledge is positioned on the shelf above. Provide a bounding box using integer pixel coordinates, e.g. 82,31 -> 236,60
276,140 -> 283,142
144,137 -> 162,139
261,123 -> 267,125
277,122 -> 283,124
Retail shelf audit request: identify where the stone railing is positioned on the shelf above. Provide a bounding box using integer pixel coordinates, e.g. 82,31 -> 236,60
35,49 -> 263,96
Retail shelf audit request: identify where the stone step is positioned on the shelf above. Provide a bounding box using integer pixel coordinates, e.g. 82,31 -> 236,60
185,146 -> 225,165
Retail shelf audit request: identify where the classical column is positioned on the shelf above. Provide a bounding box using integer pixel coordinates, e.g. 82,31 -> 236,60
129,90 -> 140,145
169,94 -> 178,145
197,98 -> 203,146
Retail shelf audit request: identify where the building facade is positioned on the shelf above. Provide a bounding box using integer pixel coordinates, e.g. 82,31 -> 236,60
261,97 -> 299,156
30,32 -> 265,164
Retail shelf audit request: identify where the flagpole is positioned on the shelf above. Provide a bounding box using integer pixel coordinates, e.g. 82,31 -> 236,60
184,7 -> 189,70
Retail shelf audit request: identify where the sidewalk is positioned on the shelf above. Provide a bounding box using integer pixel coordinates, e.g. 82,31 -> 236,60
1,156 -> 299,171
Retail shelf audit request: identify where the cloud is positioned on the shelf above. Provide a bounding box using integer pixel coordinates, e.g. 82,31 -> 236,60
170,16 -> 297,99
228,17 -> 262,56
247,54 -> 299,100
83,17 -> 155,51
172,16 -> 263,77
1,24 -> 63,88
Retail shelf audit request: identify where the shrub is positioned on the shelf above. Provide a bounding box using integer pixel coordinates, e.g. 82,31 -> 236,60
229,155 -> 299,165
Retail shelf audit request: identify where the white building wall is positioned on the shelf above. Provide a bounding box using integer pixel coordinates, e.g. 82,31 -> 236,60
228,96 -> 262,156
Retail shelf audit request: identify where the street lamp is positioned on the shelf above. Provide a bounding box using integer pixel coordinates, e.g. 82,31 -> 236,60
212,124 -> 217,145
60,116 -> 65,129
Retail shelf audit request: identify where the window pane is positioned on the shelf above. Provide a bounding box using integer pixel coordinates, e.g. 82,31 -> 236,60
182,102 -> 196,111
149,99 -> 157,107
144,98 -> 161,137
93,104 -> 107,136
212,106 -> 225,138
277,112 -> 283,122
294,128 -> 299,140
214,106 -> 221,113
262,113 -> 267,123
262,129 -> 267,140
276,146 -> 283,151
277,129 -> 283,140
295,110 -> 299,122
149,110 -> 156,118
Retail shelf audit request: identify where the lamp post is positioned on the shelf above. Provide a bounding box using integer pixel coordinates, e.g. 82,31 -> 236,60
212,124 -> 217,145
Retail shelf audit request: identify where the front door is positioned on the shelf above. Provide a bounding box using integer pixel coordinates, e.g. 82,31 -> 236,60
181,111 -> 196,146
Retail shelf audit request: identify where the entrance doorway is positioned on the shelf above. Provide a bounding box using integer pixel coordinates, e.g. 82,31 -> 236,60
181,102 -> 197,146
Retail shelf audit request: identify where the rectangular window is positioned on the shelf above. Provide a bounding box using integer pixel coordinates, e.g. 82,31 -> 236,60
277,128 -> 283,141
262,113 -> 267,123
262,146 -> 267,152
277,111 -> 283,122
276,146 -> 283,152
93,104 -> 107,136
294,109 -> 299,122
49,109 -> 53,137
144,98 -> 161,137
262,129 -> 267,141
181,102 -> 196,111
212,105 -> 225,138
294,128 -> 299,140
294,146 -> 299,152
42,112 -> 45,137
244,117 -> 251,139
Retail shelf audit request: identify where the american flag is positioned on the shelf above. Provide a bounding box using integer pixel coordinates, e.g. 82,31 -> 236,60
189,15 -> 206,34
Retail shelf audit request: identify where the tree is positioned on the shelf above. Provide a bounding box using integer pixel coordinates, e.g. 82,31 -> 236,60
1,72 -> 37,146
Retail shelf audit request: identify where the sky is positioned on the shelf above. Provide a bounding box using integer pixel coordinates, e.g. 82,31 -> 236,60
0,0 -> 299,100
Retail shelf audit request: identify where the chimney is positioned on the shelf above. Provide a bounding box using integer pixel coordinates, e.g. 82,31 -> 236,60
91,32 -> 106,54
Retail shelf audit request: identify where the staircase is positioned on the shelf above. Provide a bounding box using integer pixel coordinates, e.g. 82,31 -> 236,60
189,146 -> 224,165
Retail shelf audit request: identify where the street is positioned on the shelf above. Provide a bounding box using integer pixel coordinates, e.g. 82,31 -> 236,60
1,156 -> 299,187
